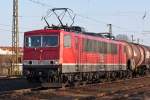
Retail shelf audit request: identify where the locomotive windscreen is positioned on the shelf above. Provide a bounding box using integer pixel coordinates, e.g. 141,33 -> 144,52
42,36 -> 58,47
25,35 -> 59,47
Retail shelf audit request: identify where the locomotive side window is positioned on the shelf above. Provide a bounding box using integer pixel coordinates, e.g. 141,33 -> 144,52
94,40 -> 98,52
83,39 -> 88,51
107,43 -> 111,53
111,43 -> 117,54
83,39 -> 94,52
88,39 -> 93,51
99,42 -> 107,54
64,34 -> 71,47
83,38 -> 117,54
95,40 -> 99,52
42,36 -> 58,47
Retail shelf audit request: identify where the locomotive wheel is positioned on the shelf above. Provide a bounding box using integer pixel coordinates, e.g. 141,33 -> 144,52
62,81 -> 70,88
74,81 -> 80,87
119,71 -> 123,79
138,67 -> 145,76
122,71 -> 126,79
87,73 -> 93,84
82,81 -> 88,86
127,70 -> 133,78
106,72 -> 111,81
111,71 -> 116,81
145,65 -> 150,76
145,69 -> 149,76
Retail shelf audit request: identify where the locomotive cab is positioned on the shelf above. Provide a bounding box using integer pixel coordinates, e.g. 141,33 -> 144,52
23,29 -> 62,85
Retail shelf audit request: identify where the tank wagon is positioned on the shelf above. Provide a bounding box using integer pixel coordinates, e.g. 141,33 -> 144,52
23,8 -> 150,87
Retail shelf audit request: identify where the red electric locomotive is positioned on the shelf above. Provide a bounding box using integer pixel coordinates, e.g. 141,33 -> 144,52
23,8 -> 150,87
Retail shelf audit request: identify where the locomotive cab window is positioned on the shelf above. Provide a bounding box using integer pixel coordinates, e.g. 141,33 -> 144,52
42,35 -> 58,47
26,36 -> 41,47
25,35 -> 59,48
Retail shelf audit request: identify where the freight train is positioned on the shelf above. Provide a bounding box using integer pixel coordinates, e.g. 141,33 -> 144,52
23,8 -> 150,87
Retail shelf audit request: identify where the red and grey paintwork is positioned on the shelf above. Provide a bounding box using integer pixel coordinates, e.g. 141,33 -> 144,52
23,28 -> 150,86
23,29 -> 126,72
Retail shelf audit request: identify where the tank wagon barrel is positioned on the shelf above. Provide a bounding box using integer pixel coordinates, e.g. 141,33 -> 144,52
125,42 -> 150,71
140,45 -> 150,66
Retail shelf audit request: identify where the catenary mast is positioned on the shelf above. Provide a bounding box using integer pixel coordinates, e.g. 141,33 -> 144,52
11,0 -> 19,75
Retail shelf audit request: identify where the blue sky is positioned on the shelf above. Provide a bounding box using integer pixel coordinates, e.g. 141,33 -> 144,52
0,0 -> 150,46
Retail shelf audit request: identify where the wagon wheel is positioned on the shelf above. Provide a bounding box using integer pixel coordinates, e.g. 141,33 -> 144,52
145,65 -> 150,76
61,74 -> 69,88
128,59 -> 136,71
127,59 -> 135,78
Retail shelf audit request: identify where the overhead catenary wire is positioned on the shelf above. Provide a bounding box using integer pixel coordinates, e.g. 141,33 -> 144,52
0,28 -> 24,33
28,0 -> 53,8
76,14 -> 141,33
27,0 -> 142,34
0,23 -> 44,31
0,22 -> 101,34
0,23 -> 29,30
5,0 -> 144,36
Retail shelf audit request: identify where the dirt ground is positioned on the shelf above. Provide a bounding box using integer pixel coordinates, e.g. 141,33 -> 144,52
0,77 -> 150,100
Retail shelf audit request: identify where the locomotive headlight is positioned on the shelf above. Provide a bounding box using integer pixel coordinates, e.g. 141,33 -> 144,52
23,60 -> 29,65
39,72 -> 42,75
50,60 -> 54,64
49,60 -> 59,65
54,60 -> 59,64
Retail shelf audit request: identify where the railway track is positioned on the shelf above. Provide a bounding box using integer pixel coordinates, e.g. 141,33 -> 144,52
0,76 -> 149,99
54,76 -> 150,99
79,76 -> 150,90
0,77 -> 41,93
